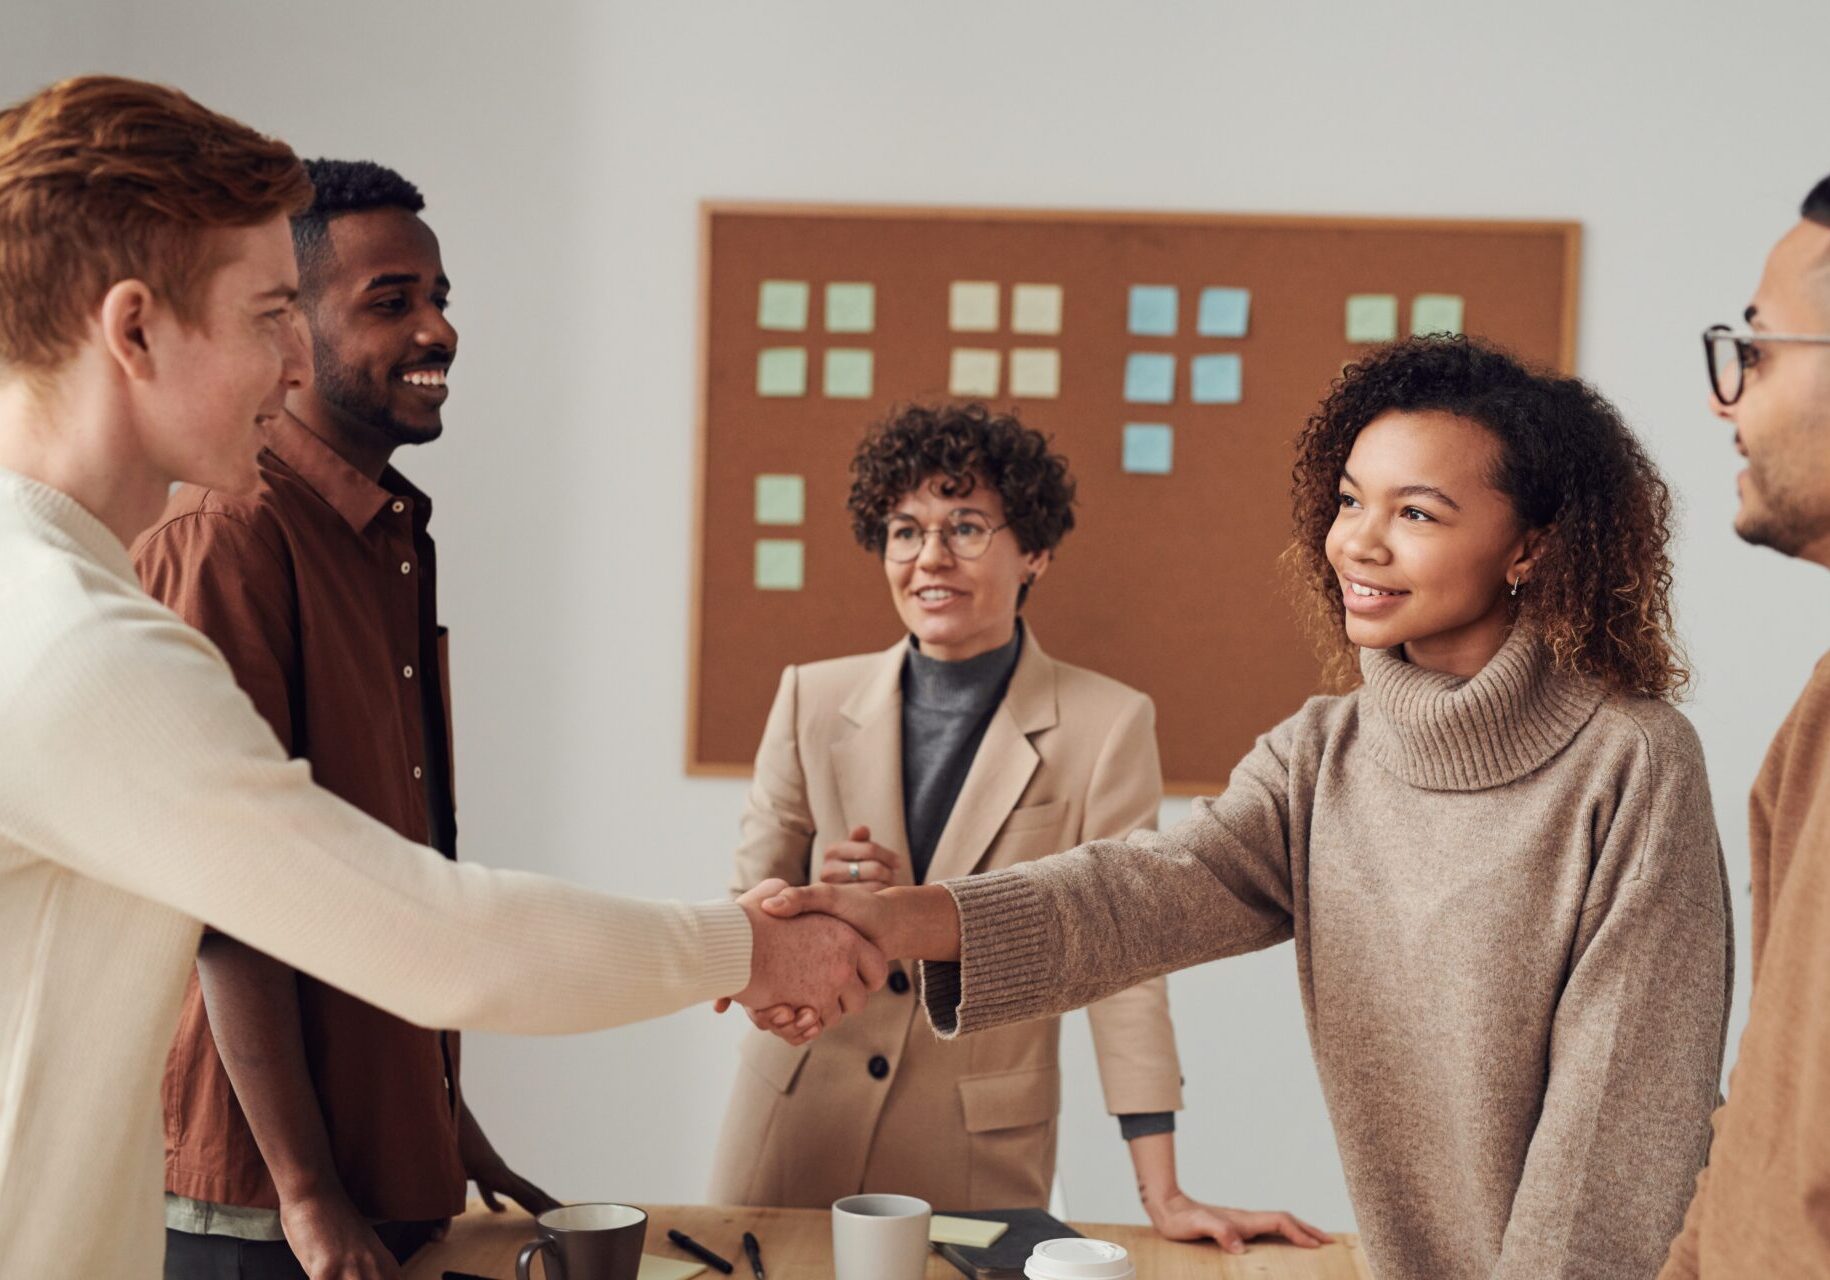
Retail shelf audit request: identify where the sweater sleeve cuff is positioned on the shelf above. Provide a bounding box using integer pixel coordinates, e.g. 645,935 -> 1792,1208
1117,1112 -> 1176,1141
919,868 -> 1055,1038
689,901 -> 753,1000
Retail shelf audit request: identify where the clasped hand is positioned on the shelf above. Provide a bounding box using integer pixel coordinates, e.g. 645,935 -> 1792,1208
716,876 -> 891,1039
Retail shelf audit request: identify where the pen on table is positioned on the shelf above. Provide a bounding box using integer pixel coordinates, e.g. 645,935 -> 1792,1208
742,1230 -> 766,1280
668,1228 -> 735,1274
443,1272 -> 500,1280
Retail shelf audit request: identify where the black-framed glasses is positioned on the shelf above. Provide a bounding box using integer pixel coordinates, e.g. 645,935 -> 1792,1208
882,509 -> 1008,562
1703,323 -> 1830,405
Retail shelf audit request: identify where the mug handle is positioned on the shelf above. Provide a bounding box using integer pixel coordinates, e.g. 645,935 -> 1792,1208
516,1237 -> 556,1280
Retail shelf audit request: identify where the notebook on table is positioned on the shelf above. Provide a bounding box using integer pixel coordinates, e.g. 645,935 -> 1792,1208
931,1208 -> 1082,1279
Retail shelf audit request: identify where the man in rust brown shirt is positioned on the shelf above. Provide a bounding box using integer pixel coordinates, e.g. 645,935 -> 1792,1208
139,160 -> 555,1280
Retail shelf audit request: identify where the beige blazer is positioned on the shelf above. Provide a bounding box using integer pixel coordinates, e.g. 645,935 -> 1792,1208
708,629 -> 1183,1210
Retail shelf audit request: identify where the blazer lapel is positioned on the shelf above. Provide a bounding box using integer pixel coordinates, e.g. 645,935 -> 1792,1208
921,630 -> 1060,885
832,641 -> 915,882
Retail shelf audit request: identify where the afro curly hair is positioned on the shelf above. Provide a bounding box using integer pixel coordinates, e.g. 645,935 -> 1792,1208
1289,335 -> 1688,699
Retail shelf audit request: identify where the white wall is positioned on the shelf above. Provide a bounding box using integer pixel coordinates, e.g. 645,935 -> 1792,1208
9,0 -> 1830,1232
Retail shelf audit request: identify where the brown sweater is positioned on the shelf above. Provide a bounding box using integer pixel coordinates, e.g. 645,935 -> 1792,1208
1659,653 -> 1830,1278
921,630 -> 1733,1280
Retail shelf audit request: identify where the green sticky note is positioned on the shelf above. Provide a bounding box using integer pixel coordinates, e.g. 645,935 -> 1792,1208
1411,293 -> 1465,336
755,539 -> 804,591
824,348 -> 874,399
825,282 -> 875,333
756,348 -> 807,397
755,474 -> 805,526
1345,294 -> 1398,343
757,280 -> 809,331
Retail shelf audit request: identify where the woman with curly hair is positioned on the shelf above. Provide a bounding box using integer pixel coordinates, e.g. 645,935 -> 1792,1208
761,339 -> 1734,1280
708,403 -> 1324,1252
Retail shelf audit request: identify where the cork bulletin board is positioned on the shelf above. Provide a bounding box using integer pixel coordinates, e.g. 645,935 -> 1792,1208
690,203 -> 1579,793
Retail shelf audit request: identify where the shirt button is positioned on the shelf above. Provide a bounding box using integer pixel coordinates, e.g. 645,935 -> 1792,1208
412,766 -> 423,780
392,500 -> 406,514
402,665 -> 414,679
888,971 -> 910,995
868,1055 -> 890,1080
400,561 -> 412,575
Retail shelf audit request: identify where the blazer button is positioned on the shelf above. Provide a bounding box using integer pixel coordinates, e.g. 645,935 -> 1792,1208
888,971 -> 910,995
868,1055 -> 890,1080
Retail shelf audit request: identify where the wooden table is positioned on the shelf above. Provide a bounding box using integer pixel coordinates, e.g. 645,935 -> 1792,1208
405,1203 -> 1373,1279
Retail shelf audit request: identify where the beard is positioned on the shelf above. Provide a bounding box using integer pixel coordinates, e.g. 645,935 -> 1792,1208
1737,455 -> 1830,556
311,330 -> 442,447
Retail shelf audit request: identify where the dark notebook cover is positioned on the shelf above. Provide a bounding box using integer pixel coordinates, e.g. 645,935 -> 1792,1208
932,1208 -> 1083,1279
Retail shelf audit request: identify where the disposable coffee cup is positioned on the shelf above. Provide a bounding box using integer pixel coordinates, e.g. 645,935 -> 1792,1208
1023,1237 -> 1135,1280
831,1193 -> 931,1280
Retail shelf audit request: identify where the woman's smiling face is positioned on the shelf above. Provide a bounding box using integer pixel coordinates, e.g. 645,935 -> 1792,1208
1324,409 -> 1542,676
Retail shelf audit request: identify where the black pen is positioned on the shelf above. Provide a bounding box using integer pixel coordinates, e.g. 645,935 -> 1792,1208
668,1228 -> 735,1275
742,1230 -> 766,1280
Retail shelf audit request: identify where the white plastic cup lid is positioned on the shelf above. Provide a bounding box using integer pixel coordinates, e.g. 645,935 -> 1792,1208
1023,1237 -> 1134,1280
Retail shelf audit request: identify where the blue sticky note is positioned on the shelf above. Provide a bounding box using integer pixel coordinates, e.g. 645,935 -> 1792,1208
1128,285 -> 1179,336
1122,424 -> 1174,475
1191,354 -> 1243,404
1197,287 -> 1251,338
1124,353 -> 1176,404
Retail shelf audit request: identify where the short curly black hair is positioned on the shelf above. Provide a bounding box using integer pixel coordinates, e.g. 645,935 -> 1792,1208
848,403 -> 1075,607
1289,336 -> 1687,699
290,159 -> 425,300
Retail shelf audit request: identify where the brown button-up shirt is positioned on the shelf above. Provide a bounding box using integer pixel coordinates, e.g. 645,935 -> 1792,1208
136,412 -> 465,1221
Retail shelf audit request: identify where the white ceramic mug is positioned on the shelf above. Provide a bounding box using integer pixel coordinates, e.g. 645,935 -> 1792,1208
831,1193 -> 931,1280
1023,1237 -> 1134,1280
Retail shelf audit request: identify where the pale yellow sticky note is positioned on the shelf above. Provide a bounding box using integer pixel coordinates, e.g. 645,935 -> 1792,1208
1345,294 -> 1398,343
639,1255 -> 707,1280
1008,348 -> 1060,398
949,281 -> 1000,332
1011,283 -> 1063,334
949,348 -> 1001,397
930,1216 -> 1009,1248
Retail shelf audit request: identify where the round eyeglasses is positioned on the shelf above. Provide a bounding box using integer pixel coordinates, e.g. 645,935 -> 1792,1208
1703,323 -> 1830,406
882,510 -> 1008,562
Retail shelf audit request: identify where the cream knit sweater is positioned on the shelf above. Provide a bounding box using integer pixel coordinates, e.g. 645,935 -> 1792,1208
0,470 -> 752,1277
923,628 -> 1733,1279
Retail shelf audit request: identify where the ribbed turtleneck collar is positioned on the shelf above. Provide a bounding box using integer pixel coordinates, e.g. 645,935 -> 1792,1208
904,624 -> 1024,714
1359,627 -> 1605,791
0,467 -> 136,586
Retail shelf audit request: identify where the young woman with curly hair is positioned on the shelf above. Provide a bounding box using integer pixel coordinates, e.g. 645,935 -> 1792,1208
761,340 -> 1735,1280
709,403 -> 1325,1253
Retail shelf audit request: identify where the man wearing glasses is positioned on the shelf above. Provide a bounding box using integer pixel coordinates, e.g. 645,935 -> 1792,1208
1661,176 -> 1830,1277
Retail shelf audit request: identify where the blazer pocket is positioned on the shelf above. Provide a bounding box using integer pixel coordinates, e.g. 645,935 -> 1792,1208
739,1029 -> 813,1094
958,1066 -> 1061,1133
996,799 -> 1069,837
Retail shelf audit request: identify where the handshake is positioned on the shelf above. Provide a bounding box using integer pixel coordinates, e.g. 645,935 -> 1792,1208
717,828 -> 961,1043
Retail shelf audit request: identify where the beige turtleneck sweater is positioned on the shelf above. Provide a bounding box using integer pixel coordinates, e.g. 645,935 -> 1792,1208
921,631 -> 1733,1280
0,469 -> 752,1277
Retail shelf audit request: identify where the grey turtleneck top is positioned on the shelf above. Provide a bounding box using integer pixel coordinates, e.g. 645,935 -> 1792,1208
900,623 -> 1173,1141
